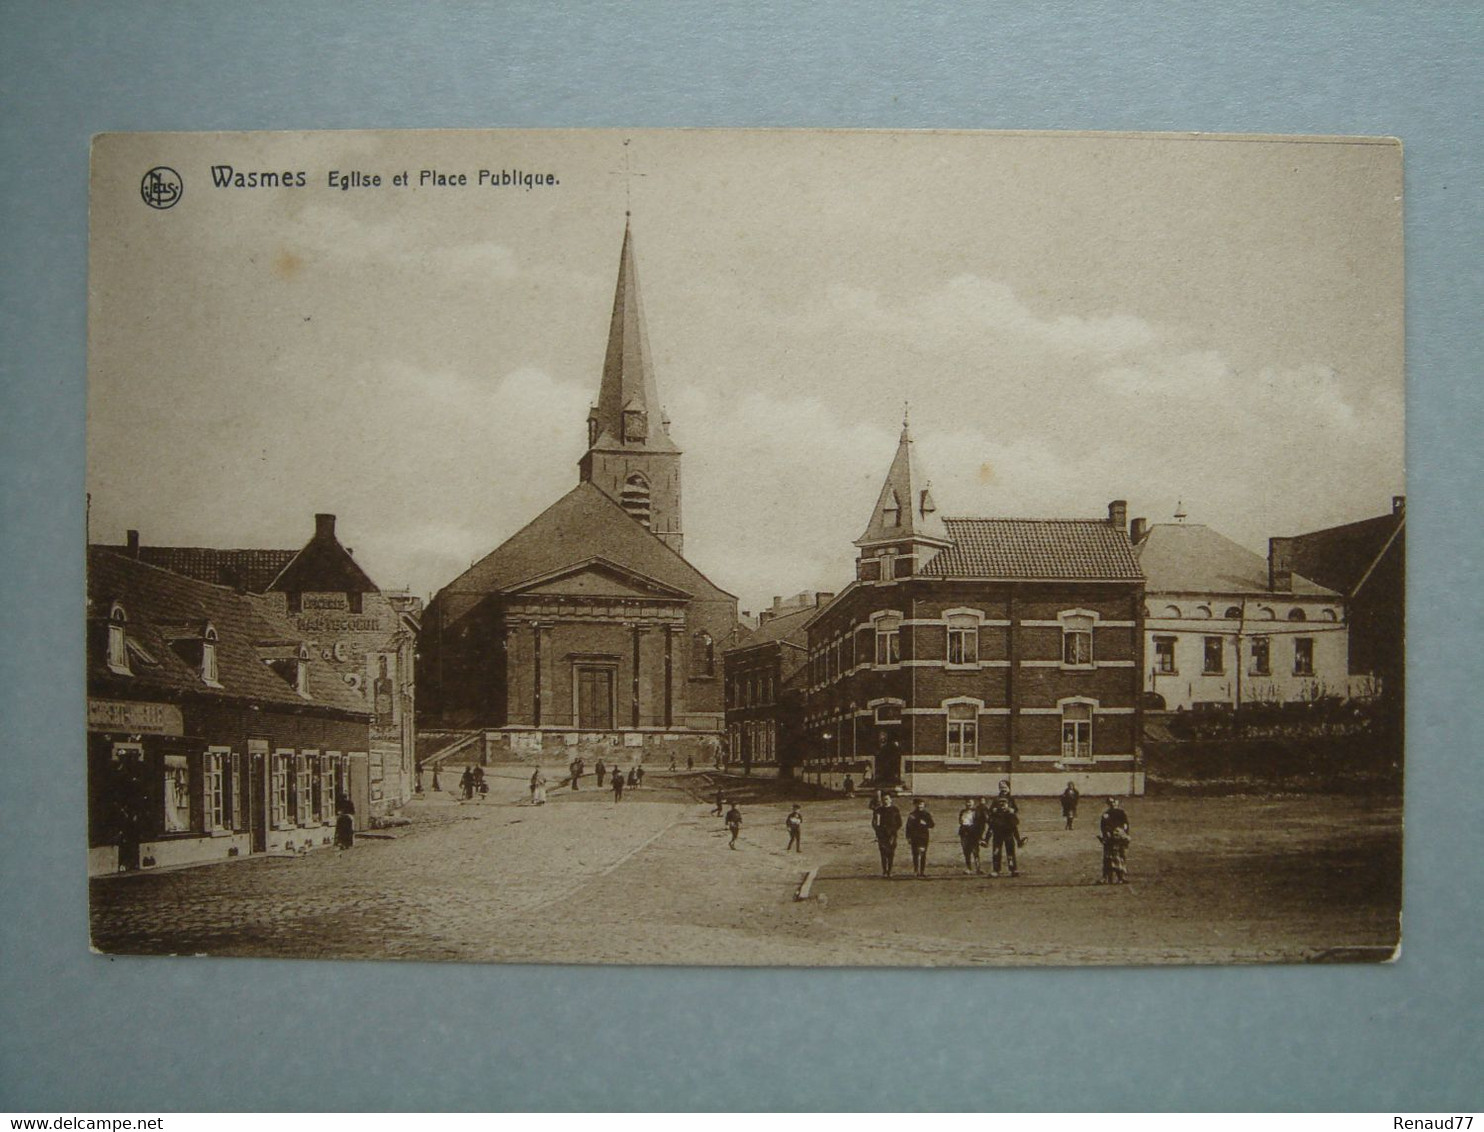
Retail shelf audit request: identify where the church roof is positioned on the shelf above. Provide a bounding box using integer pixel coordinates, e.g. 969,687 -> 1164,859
589,221 -> 677,454
1134,523 -> 1333,596
856,421 -> 949,546
921,518 -> 1144,581
437,481 -> 734,600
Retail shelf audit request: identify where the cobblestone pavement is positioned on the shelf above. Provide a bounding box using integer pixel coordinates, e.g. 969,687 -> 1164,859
90,773 -> 1401,966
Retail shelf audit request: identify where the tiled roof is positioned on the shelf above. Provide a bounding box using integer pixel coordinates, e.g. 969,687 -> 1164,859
436,482 -> 734,602
88,548 -> 370,716
113,546 -> 298,593
724,604 -> 814,652
921,518 -> 1143,581
1136,523 -> 1333,596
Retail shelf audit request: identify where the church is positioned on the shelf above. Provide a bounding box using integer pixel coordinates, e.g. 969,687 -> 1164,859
417,223 -> 738,763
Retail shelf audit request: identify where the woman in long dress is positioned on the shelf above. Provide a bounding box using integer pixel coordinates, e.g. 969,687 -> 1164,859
531,768 -> 548,805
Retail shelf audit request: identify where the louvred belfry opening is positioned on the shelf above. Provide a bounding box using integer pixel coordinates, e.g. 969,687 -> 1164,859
577,219 -> 684,554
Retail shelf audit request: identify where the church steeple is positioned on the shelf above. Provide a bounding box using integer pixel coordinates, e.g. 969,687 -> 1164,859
579,220 -> 684,553
855,409 -> 950,579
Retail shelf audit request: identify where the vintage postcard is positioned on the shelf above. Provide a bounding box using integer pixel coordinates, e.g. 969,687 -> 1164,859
87,129 -> 1403,965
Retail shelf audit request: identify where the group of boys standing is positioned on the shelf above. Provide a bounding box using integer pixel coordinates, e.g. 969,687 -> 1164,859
868,781 -> 1132,883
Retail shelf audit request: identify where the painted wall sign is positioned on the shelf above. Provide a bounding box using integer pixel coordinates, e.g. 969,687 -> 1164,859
87,698 -> 184,735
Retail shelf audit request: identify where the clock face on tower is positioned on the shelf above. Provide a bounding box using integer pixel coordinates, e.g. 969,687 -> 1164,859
623,408 -> 648,443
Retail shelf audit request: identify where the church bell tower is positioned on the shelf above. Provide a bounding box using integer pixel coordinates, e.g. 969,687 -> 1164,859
578,219 -> 684,554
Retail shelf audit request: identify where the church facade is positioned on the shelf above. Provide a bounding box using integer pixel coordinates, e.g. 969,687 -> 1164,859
418,224 -> 737,762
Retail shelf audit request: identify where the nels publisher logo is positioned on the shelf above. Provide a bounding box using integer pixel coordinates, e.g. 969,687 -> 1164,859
140,166 -> 183,210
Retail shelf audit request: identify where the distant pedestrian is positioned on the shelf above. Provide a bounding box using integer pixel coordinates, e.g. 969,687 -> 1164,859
725,803 -> 743,849
595,759 -> 607,788
334,796 -> 355,850
612,772 -> 625,803
785,804 -> 803,852
712,789 -> 726,816
459,765 -> 474,801
686,754 -> 694,771
669,756 -> 678,772
987,787 -> 1022,877
634,766 -> 645,789
872,794 -> 902,877
843,774 -> 855,798
570,757 -> 584,791
627,767 -> 639,789
473,765 -> 487,801
905,798 -> 935,877
958,799 -> 985,874
1060,781 -> 1080,830
530,769 -> 547,805
1098,797 -> 1131,884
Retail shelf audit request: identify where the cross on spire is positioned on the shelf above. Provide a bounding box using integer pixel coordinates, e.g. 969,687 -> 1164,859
608,137 -> 647,216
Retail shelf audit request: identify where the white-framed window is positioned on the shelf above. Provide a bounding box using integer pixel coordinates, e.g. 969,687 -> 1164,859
205,748 -> 229,831
201,624 -> 221,687
1061,702 -> 1093,763
873,700 -> 903,726
1294,637 -> 1315,676
946,614 -> 979,666
1153,635 -> 1176,674
873,614 -> 902,667
271,751 -> 291,829
163,754 -> 192,833
1061,612 -> 1094,668
947,702 -> 978,760
1250,637 -> 1271,676
106,602 -> 131,675
1202,636 -> 1224,675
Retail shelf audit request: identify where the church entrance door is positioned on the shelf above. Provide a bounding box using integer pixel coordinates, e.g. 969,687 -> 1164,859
577,667 -> 615,730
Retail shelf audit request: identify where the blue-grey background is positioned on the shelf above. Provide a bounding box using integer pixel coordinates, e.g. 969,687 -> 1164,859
2,1 -> 1480,1112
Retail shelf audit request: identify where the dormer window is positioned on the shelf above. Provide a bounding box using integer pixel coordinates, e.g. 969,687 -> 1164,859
883,490 -> 902,528
106,603 -> 131,675
201,623 -> 221,687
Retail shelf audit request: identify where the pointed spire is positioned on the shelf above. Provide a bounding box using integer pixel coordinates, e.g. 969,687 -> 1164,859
588,219 -> 676,454
856,416 -> 951,547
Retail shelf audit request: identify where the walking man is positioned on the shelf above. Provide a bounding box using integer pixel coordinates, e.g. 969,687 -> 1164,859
612,770 -> 625,803
905,798 -> 935,877
1098,797 -> 1131,884
725,802 -> 743,849
958,798 -> 985,874
712,788 -> 726,817
1060,781 -> 1080,830
872,793 -> 902,877
785,804 -> 803,853
570,757 -> 584,791
635,765 -> 645,789
595,759 -> 607,788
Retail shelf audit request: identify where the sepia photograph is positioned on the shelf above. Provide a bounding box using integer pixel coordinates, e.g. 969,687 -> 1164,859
86,128 -> 1404,966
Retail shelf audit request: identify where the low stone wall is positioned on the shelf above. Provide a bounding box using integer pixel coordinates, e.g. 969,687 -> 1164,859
479,729 -> 721,769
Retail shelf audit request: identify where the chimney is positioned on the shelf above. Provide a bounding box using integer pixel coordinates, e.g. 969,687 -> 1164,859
1392,495 -> 1405,514
126,529 -> 140,558
1130,517 -> 1148,545
815,591 -> 835,608
1107,500 -> 1127,530
1269,537 -> 1294,593
315,513 -> 336,540
758,610 -> 775,624
771,595 -> 783,611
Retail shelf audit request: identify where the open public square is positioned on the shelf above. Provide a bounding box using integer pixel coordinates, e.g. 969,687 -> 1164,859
91,769 -> 1401,966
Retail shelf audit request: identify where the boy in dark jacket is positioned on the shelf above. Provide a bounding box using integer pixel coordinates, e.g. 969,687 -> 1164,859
905,798 -> 935,877
725,803 -> 743,849
872,794 -> 903,877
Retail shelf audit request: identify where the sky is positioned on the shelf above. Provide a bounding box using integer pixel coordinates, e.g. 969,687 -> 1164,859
88,130 -> 1404,613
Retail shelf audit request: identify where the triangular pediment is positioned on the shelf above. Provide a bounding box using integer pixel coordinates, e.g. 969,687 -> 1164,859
507,557 -> 692,600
